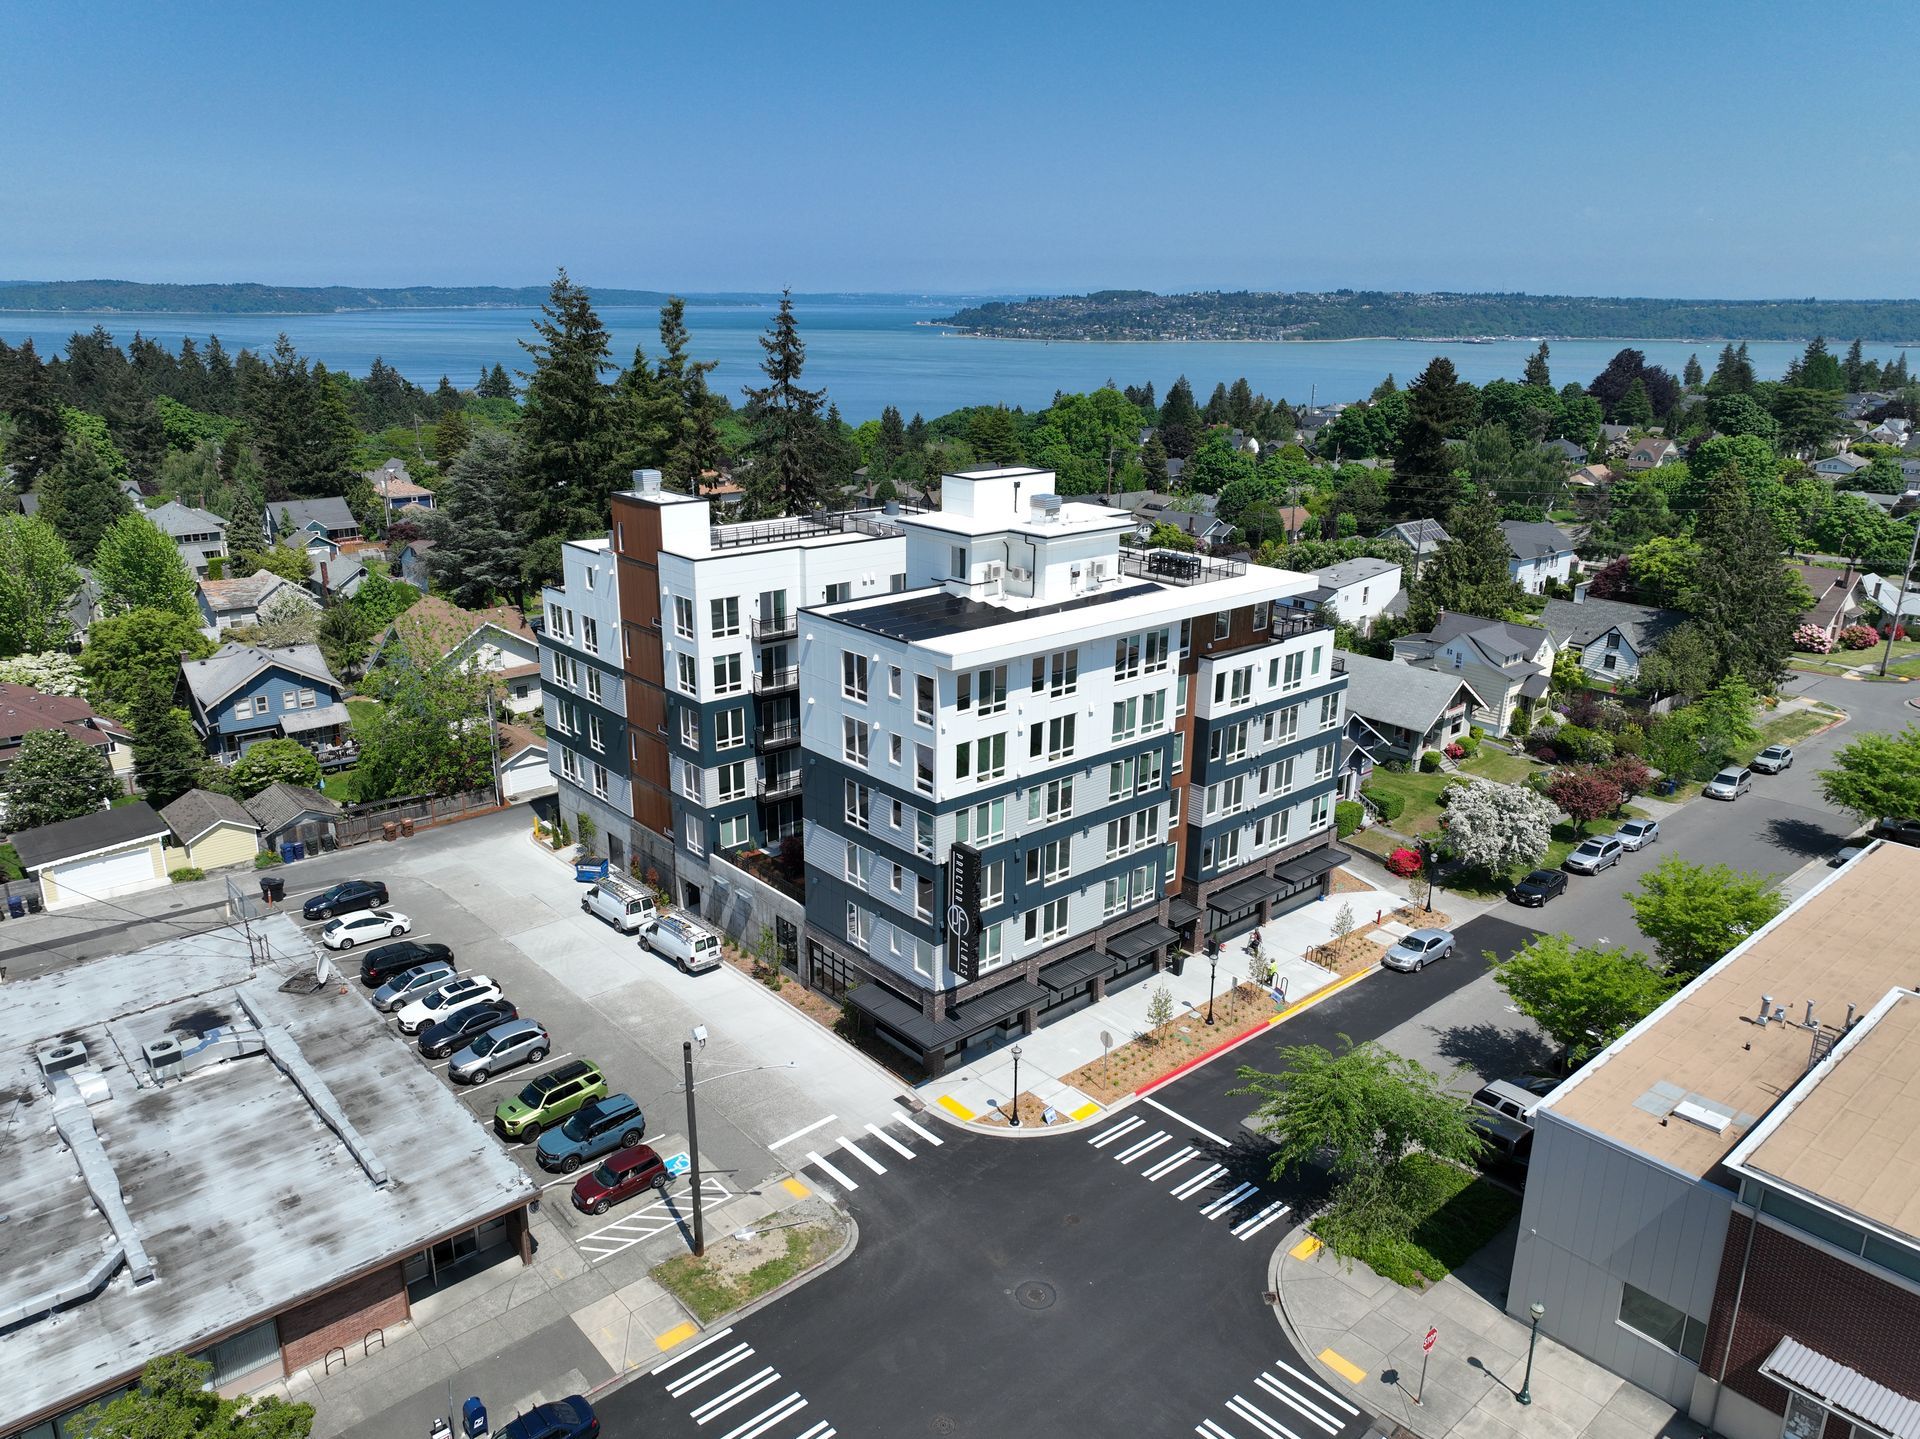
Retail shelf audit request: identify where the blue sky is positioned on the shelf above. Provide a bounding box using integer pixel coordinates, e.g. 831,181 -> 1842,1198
3,1 -> 1914,297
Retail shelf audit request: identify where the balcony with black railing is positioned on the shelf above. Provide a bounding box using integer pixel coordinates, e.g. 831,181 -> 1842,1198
1119,548 -> 1248,586
757,767 -> 804,800
758,719 -> 801,750
751,613 -> 798,641
752,666 -> 800,695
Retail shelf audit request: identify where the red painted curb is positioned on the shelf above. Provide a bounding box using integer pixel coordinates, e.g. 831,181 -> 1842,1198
1134,1016 -> 1271,1096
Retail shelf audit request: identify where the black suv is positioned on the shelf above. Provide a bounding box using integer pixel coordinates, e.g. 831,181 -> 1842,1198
304,880 -> 390,921
419,1000 -> 519,1059
360,940 -> 453,987
1509,868 -> 1568,907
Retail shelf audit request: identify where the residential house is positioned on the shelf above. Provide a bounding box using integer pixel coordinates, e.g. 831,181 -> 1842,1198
1379,518 -> 1450,566
1792,563 -> 1865,640
1868,418 -> 1911,446
1568,463 -> 1614,489
14,803 -> 172,910
1336,651 -> 1486,760
313,550 -> 369,599
1541,437 -> 1588,463
1500,520 -> 1578,594
181,642 -> 349,760
1598,423 -> 1634,456
1624,436 -> 1679,472
158,788 -> 262,870
1392,612 -> 1555,735
397,538 -> 436,591
1539,593 -> 1684,686
1338,711 -> 1391,800
146,500 -> 229,577
1281,555 -> 1403,633
1859,572 -> 1920,621
1136,493 -> 1232,549
1812,451 -> 1872,482
697,474 -> 747,510
365,458 -> 436,514
377,595 -> 542,715
195,570 -> 316,638
497,722 -> 553,803
244,780 -> 342,857
0,684 -> 134,792
266,497 -> 362,552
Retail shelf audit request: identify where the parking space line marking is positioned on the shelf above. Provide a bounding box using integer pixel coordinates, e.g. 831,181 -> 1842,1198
689,1367 -> 777,1422
665,1342 -> 754,1397
1197,1421 -> 1237,1439
1068,1101 -> 1102,1122
1226,1396 -> 1295,1439
933,1094 -> 975,1121
453,1053 -> 574,1094
539,1173 -> 580,1190
1142,1145 -> 1198,1180
768,1115 -> 835,1150
864,1123 -> 914,1160
719,1393 -> 805,1439
893,1115 -> 943,1146
1202,1181 -> 1258,1217
1257,1373 -> 1338,1433
1272,1360 -> 1360,1415
793,1424 -> 834,1439
1116,1132 -> 1171,1165
1171,1163 -> 1226,1199
654,1322 -> 700,1352
806,1151 -> 858,1190
1289,1236 -> 1322,1260
1233,1201 -> 1291,1240
652,1325 -> 736,1373
1088,1115 -> 1146,1147
779,1177 -> 811,1199
1314,1350 -> 1367,1386
1142,1094 -> 1232,1147
836,1136 -> 886,1175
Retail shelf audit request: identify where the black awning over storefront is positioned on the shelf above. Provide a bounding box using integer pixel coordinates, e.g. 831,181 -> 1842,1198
1040,948 -> 1114,993
948,978 -> 1048,1031
1208,873 -> 1285,913
845,974 -> 1049,1049
1106,921 -> 1177,961
1275,847 -> 1350,884
1166,897 -> 1202,930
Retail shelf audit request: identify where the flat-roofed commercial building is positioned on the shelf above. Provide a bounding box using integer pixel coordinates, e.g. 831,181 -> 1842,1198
1511,842 -> 1920,1437
0,916 -> 537,1439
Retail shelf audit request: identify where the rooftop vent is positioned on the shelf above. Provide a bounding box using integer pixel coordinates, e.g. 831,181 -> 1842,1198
142,1036 -> 183,1083
632,468 -> 663,495
37,1042 -> 88,1077
1672,1098 -> 1734,1134
1030,494 -> 1061,523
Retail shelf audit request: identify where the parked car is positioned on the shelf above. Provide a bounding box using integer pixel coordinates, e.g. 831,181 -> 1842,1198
449,1019 -> 551,1084
321,909 -> 412,950
494,1397 -> 599,1439
571,1143 -> 670,1215
1703,767 -> 1753,801
1470,1110 -> 1534,1176
371,960 -> 455,1012
581,875 -> 659,934
1614,819 -> 1660,851
303,880 -> 389,921
494,1059 -> 608,1141
1832,845 -> 1867,868
1564,836 -> 1624,875
418,999 -> 518,1059
643,913 -> 724,974
1382,927 -> 1454,973
1750,744 -> 1794,774
1509,869 -> 1567,907
395,975 -> 501,1035
536,1093 -> 647,1172
1471,1078 -> 1553,1124
360,940 -> 453,987
1874,817 -> 1920,847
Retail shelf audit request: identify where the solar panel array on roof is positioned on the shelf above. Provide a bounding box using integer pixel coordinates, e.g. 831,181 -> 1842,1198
831,583 -> 1161,643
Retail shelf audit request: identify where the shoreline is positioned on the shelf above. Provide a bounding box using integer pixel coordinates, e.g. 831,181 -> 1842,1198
934,329 -> 1920,347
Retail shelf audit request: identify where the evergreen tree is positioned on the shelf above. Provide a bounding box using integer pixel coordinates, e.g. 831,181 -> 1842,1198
132,702 -> 210,809
434,408 -> 473,468
476,363 -> 514,400
1370,373 -> 1399,400
741,290 -> 828,516
1141,431 -> 1169,489
1226,377 -> 1256,429
1683,353 -> 1704,389
203,335 -> 236,411
610,340 -> 677,474
1708,342 -> 1755,394
1690,446 -> 1802,689
1407,489 -> 1521,626
427,429 -> 525,607
1797,336 -> 1845,392
876,405 -> 907,463
433,375 -> 463,415
39,434 -> 132,562
1843,338 -> 1870,391
966,406 -> 1023,466
1388,357 -> 1474,521
515,269 -> 618,588
1,340 -> 68,483
665,368 -> 725,495
1157,376 -> 1202,459
1203,381 -> 1231,425
1615,377 -> 1655,427
1524,342 -> 1552,389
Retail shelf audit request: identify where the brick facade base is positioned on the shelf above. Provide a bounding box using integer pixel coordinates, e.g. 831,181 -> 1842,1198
277,1262 -> 410,1372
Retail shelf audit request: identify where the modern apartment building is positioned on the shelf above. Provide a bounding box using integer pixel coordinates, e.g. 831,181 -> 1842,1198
799,467 -> 1348,1075
539,535 -> 636,869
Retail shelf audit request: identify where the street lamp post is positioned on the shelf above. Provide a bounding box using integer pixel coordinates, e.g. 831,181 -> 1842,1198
683,1034 -> 705,1257
1204,939 -> 1220,1025
1008,1045 -> 1023,1127
1517,1301 -> 1545,1405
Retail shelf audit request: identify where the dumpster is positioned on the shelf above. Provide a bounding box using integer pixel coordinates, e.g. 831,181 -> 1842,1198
260,875 -> 286,904
574,859 -> 610,883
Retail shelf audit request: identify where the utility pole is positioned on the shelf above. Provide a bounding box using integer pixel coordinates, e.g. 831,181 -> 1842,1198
1878,519 -> 1920,677
683,1036 -> 705,1257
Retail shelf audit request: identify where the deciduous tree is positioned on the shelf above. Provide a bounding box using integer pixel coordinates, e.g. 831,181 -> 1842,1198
1546,767 -> 1624,833
355,645 -> 494,800
1491,934 -> 1679,1062
93,512 -> 199,619
1819,726 -> 1920,825
80,607 -> 214,719
1627,857 -> 1785,978
1,727 -> 116,830
228,737 -> 323,797
68,1352 -> 313,1439
0,513 -> 81,655
1437,778 -> 1557,877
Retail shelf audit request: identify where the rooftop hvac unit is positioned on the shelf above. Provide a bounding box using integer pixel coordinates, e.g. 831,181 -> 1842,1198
37,1042 -> 88,1077
143,1036 -> 184,1083
1007,565 -> 1030,581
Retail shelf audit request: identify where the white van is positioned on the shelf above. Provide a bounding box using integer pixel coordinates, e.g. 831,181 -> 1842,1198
581,875 -> 659,934
644,914 -> 724,974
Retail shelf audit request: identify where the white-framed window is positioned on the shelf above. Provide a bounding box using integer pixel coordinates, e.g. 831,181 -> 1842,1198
1310,793 -> 1331,829
582,616 -> 599,653
717,761 -> 746,802
982,859 -> 1005,908
890,798 -> 903,827
680,707 -> 700,748
710,596 -> 739,637
1112,697 -> 1138,743
955,797 -> 1006,844
889,734 -> 902,766
1213,665 -> 1252,706
951,545 -> 967,579
1027,777 -> 1073,823
847,903 -> 867,945
715,707 -> 744,750
979,921 -> 1004,970
916,874 -> 934,919
888,665 -> 902,699
890,861 -> 904,893
673,596 -> 694,639
560,748 -> 580,782
843,653 -> 869,702
845,843 -> 865,886
1319,692 -> 1340,729
679,762 -> 699,799
1144,629 -> 1170,674
712,653 -> 742,695
1176,673 -> 1190,716
1029,716 -> 1075,762
958,732 -> 1007,781
1209,722 -> 1248,763
1215,827 -> 1241,869
1141,690 -> 1167,733
843,717 -> 870,767
588,714 -> 604,751
1173,732 -> 1185,774
1113,634 -> 1141,681
684,812 -> 705,856
1214,611 -> 1230,639
1282,651 -> 1305,691
1312,743 -> 1335,782
299,688 -> 317,708
1103,876 -> 1129,919
844,780 -> 870,829
825,581 -> 851,604
719,814 -> 748,848
1024,838 -> 1070,885
1108,757 -> 1136,802
1023,898 -> 1068,946
1253,601 -> 1269,631
587,668 -> 602,703
915,674 -> 934,725
1035,649 -> 1079,696
915,743 -> 934,794
677,653 -> 697,695
915,811 -> 934,857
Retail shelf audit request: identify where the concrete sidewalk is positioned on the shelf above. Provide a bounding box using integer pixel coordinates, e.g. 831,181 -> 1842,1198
1272,1220 -> 1703,1439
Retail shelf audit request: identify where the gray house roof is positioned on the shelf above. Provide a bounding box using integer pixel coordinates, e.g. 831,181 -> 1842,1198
1540,596 -> 1683,654
182,642 -> 338,710
147,499 -> 227,538
1312,556 -> 1401,590
243,781 -> 341,837
272,497 -> 359,535
1336,652 -> 1488,738
159,787 -> 260,846
13,802 -> 169,871
1422,612 -> 1551,666
1542,437 -> 1587,462
1500,520 -> 1574,561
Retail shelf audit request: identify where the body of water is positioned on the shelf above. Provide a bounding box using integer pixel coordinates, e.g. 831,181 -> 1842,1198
1,299 -> 1909,423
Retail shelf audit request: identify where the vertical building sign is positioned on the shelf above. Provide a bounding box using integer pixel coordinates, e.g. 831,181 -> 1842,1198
948,841 -> 982,981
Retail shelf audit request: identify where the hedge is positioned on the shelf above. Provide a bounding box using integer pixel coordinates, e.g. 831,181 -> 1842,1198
1363,787 -> 1405,822
1419,750 -> 1443,773
1335,800 -> 1363,838
169,866 -> 206,883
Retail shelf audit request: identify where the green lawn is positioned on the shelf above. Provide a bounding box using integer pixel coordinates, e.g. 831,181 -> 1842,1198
321,769 -> 358,802
1314,1153 -> 1522,1289
1361,768 -> 1455,835
345,697 -> 383,732
1458,747 -> 1536,785
1735,706 -> 1842,764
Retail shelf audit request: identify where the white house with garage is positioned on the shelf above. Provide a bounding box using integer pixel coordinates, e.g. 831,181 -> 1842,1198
13,803 -> 173,910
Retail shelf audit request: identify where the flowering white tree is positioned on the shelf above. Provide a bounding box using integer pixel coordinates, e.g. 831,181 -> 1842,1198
1440,779 -> 1556,876
0,650 -> 84,696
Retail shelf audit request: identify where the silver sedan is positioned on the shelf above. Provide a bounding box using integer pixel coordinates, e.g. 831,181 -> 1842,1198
1383,928 -> 1455,972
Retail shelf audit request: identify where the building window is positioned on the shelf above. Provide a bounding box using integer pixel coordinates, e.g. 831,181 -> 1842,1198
582,616 -> 599,653
1319,692 -> 1340,730
674,596 -> 695,638
915,674 -> 934,725
845,844 -> 865,885
916,810 -> 934,857
1028,777 -> 1073,823
847,904 -> 867,945
717,761 -> 746,802
969,732 -> 1007,780
979,921 -> 1004,970
889,734 -> 902,766
1112,698 -> 1138,743
587,668 -> 602,704
890,861 -> 904,893
888,665 -> 902,699
1176,672 -> 1189,716
1310,794 -> 1331,829
891,572 -> 908,593
1035,649 -> 1079,696
843,717 -> 870,766
715,707 -> 744,750
684,813 -> 705,855
1029,715 -> 1075,762
955,797 -> 1006,844
679,762 -> 699,799
710,596 -> 740,637
588,714 -> 604,751
680,708 -> 700,748
1141,690 -> 1167,733
1103,876 -> 1129,918
1282,651 -> 1305,691
844,780 -> 870,829
916,875 -> 934,918
1144,629 -> 1170,674
299,688 -> 317,708
1616,1285 -> 1706,1363
561,749 -> 580,783
982,859 -> 1004,908
1024,838 -> 1070,885
712,653 -> 742,695
677,653 -> 697,695
951,545 -> 967,579
1214,611 -> 1230,639
825,581 -> 851,604
1173,732 -> 1185,774
1253,601 -> 1269,631
1312,744 -> 1335,782
1113,635 -> 1142,681
843,653 -> 869,703
976,665 -> 1008,716
1023,898 -> 1068,945
915,743 -> 934,794
719,815 -> 748,848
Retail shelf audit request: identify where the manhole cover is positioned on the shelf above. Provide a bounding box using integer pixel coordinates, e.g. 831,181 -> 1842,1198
930,1418 -> 956,1434
1062,1213 -> 1080,1226
1016,1281 -> 1056,1310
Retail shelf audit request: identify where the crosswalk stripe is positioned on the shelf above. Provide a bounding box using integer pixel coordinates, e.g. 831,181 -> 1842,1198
1197,1421 -> 1237,1439
864,1122 -> 915,1159
690,1367 -> 777,1423
1142,1145 -> 1199,1180
653,1326 -> 738,1374
1202,1181 -> 1259,1218
805,1150 -> 859,1190
1115,1130 -> 1170,1164
1271,1359 -> 1361,1417
1171,1163 -> 1227,1199
664,1342 -> 754,1397
1233,1201 -> 1291,1240
793,1424 -> 835,1439
836,1136 -> 887,1175
1227,1396 -> 1299,1439
718,1393 -> 806,1439
894,1115 -> 943,1146
1088,1115 -> 1146,1147
1257,1374 -> 1339,1434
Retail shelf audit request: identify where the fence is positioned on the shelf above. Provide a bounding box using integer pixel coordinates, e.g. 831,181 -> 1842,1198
335,786 -> 503,848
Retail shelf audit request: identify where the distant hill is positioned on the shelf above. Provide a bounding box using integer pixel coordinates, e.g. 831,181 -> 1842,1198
0,280 -> 694,313
938,289 -> 1920,344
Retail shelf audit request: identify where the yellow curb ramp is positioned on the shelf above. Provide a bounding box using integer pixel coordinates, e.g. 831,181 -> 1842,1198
654,1321 -> 699,1352
1319,1349 -> 1367,1384
780,1177 -> 811,1199
1289,1235 -> 1323,1260
935,1094 -> 976,1121
1068,1101 -> 1102,1122
1268,966 -> 1374,1026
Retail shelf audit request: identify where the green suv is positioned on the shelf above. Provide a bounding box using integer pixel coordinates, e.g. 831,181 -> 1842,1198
493,1059 -> 608,1141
